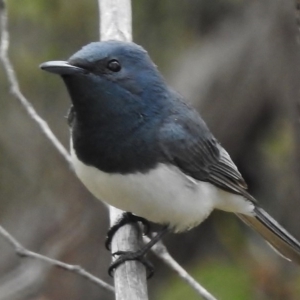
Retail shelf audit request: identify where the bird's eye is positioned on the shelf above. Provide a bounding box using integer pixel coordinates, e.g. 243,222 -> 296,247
107,59 -> 121,72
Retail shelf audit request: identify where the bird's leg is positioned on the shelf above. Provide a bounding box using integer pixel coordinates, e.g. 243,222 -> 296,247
105,212 -> 150,250
108,225 -> 169,279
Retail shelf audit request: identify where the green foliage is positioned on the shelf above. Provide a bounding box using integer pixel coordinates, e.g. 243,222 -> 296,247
260,119 -> 294,168
156,259 -> 252,300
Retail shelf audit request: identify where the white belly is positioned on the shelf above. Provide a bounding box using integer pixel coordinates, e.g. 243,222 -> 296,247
70,143 -> 254,232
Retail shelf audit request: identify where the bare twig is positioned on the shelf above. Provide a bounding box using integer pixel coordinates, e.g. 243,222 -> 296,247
0,0 -> 72,166
0,225 -> 114,293
0,0 -> 114,293
145,237 -> 217,300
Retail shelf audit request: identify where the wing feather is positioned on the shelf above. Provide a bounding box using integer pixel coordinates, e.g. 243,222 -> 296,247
158,108 -> 253,201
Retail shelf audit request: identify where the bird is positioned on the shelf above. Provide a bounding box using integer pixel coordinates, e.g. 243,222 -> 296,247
40,40 -> 300,275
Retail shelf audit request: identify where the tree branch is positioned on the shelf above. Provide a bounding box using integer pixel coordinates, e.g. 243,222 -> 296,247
99,1 -> 149,299
0,224 -> 114,293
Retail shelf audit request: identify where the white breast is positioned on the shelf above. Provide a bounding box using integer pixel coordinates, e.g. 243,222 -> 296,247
70,142 -> 254,232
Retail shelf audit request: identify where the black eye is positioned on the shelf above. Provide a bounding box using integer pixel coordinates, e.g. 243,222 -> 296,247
107,59 -> 121,72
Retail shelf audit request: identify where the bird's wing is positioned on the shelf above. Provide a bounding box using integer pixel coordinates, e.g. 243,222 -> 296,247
158,109 -> 254,201
159,102 -> 300,265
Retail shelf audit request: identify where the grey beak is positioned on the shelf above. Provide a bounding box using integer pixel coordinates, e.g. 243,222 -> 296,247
39,61 -> 87,75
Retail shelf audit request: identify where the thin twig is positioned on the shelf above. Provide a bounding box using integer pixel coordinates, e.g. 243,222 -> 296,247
0,0 -> 114,293
145,237 -> 217,300
0,225 -> 114,293
0,0 -> 72,166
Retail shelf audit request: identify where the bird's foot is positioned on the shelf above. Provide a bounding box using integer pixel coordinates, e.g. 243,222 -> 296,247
105,212 -> 150,250
108,250 -> 154,279
107,226 -> 169,279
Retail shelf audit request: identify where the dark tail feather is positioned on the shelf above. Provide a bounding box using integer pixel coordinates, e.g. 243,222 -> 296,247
237,206 -> 300,265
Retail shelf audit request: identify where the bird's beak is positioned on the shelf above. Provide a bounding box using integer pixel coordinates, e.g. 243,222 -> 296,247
39,61 -> 87,75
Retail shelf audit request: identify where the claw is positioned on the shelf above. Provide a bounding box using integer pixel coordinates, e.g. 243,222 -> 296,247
105,212 -> 151,250
108,225 -> 169,279
108,250 -> 154,279
112,250 -> 125,257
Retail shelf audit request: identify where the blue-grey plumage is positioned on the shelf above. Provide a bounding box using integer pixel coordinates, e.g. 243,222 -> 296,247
40,40 -> 300,265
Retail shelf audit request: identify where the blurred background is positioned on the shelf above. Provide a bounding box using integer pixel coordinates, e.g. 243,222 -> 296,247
1,0 -> 300,299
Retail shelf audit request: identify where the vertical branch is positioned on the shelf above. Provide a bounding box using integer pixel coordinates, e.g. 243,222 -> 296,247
98,1 -> 149,300
99,0 -> 132,42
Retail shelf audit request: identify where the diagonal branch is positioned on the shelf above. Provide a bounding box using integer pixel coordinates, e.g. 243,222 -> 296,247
0,0 -> 113,293
0,224 -> 114,293
0,0 -> 72,166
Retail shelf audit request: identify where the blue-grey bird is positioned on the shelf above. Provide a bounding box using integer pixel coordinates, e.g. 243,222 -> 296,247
40,41 -> 300,273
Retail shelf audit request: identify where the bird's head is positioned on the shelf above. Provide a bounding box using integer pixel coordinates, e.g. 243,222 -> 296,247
40,41 -> 168,124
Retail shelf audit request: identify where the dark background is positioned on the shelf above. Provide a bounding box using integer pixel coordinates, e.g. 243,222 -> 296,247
1,0 -> 300,299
